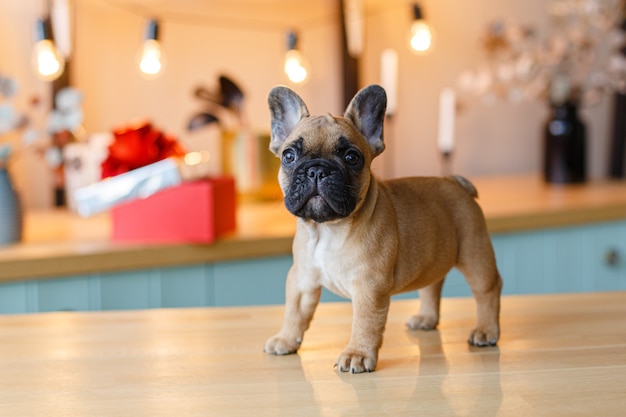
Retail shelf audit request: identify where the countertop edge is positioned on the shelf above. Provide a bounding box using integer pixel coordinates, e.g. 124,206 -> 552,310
486,203 -> 626,233
2,174 -> 626,284
4,210 -> 626,283
0,236 -> 294,283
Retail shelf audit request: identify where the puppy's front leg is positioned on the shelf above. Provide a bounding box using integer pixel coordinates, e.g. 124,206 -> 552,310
336,292 -> 390,373
264,266 -> 321,355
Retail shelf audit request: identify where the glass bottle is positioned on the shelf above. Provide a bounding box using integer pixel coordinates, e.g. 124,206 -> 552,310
543,101 -> 586,183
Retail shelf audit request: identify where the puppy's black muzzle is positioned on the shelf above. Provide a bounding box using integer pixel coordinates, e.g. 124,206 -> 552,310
285,158 -> 357,222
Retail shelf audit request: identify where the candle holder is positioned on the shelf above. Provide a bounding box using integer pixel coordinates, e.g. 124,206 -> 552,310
441,150 -> 453,177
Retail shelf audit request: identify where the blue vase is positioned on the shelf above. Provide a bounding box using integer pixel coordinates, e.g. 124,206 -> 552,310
0,169 -> 23,245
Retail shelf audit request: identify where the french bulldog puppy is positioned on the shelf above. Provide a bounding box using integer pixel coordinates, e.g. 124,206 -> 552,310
264,84 -> 502,373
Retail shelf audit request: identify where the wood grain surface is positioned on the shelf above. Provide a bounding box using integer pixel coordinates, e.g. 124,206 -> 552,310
0,291 -> 624,416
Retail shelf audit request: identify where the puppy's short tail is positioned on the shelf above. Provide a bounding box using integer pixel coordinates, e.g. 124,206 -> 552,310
447,175 -> 478,199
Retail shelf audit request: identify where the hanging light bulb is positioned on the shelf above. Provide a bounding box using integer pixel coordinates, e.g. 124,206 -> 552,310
32,17 -> 66,82
284,31 -> 310,84
139,19 -> 164,77
408,3 -> 435,54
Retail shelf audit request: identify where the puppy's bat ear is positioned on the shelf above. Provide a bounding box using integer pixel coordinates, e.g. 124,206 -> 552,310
344,85 -> 387,157
268,86 -> 310,155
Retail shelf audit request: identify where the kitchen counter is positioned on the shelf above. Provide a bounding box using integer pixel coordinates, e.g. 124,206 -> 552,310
1,174 -> 626,282
0,291 -> 624,416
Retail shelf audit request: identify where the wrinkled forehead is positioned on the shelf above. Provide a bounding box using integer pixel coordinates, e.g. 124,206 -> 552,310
288,114 -> 365,151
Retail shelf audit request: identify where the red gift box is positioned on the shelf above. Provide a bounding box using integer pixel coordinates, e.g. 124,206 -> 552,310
112,177 -> 236,243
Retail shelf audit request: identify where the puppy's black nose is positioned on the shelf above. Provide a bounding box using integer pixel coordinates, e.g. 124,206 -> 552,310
307,166 -> 329,181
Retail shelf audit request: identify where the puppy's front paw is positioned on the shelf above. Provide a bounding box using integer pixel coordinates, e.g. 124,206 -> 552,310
335,349 -> 377,373
264,334 -> 301,355
406,314 -> 438,331
468,326 -> 499,347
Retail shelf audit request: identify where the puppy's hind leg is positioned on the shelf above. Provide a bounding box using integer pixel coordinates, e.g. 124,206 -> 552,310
406,279 -> 444,331
457,242 -> 502,347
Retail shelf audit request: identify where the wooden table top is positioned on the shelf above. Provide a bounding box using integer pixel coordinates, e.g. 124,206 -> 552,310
0,291 -> 624,416
1,174 -> 626,282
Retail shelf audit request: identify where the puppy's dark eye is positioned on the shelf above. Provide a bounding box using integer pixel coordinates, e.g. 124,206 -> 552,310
282,148 -> 296,165
344,150 -> 361,166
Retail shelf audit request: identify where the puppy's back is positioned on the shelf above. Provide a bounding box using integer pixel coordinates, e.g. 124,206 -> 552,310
380,176 -> 480,214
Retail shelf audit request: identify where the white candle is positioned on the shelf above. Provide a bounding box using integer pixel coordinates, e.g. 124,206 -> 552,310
380,49 -> 398,117
438,88 -> 456,154
51,0 -> 72,58
344,0 -> 364,57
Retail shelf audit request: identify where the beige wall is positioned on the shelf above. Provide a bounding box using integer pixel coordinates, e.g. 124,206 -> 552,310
361,0 -> 614,179
1,0 -> 617,209
73,0 -> 343,133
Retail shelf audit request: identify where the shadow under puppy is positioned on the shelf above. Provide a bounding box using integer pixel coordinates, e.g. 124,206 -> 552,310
264,84 -> 502,373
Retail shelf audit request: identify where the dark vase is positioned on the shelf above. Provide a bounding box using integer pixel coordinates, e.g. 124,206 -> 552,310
543,101 -> 586,183
0,168 -> 23,246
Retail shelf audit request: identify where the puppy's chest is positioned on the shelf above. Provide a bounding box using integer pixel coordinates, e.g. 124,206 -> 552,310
305,227 -> 355,298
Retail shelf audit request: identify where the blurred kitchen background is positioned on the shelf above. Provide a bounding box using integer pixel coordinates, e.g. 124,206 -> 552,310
1,0 -> 624,209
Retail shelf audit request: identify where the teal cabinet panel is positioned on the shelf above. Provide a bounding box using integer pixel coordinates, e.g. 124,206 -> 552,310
0,276 -> 95,314
1,220 -> 624,315
491,228 -> 589,295
37,276 -> 95,312
516,232 -> 551,294
0,282 -> 28,314
159,265 -> 215,308
541,231 -> 560,294
391,291 -> 419,301
490,235 -> 516,295
487,220 -> 626,295
441,269 -> 472,298
99,270 -> 156,310
553,227 -> 591,293
588,222 -> 626,291
495,231 -> 563,294
214,257 -> 292,306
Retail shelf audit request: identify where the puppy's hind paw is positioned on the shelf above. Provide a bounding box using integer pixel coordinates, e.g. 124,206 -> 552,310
406,314 -> 439,331
264,334 -> 301,355
468,327 -> 499,347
